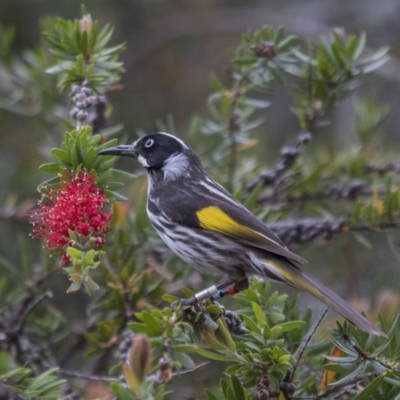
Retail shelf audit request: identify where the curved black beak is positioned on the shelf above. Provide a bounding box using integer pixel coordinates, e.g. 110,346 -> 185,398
97,144 -> 137,157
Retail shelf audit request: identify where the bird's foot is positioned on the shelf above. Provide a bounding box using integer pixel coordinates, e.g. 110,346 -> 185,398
224,309 -> 246,335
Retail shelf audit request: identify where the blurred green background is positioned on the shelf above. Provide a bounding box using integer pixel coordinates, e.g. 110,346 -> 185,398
1,1 -> 400,395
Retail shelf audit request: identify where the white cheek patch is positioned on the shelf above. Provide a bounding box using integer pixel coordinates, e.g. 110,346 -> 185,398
138,154 -> 150,167
162,152 -> 189,180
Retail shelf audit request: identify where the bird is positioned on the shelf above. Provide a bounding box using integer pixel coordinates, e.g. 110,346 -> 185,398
98,132 -> 385,336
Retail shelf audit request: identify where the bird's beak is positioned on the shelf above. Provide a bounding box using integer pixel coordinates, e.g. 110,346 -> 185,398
97,144 -> 138,157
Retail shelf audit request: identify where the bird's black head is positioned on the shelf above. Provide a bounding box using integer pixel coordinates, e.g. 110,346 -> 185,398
132,133 -> 186,169
98,132 -> 200,180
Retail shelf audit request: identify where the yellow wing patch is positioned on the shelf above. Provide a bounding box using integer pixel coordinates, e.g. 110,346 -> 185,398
196,205 -> 276,245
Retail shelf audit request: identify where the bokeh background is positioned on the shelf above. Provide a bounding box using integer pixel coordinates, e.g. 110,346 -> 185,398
1,0 -> 400,397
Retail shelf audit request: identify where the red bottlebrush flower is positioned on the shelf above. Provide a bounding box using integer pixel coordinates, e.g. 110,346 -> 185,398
30,170 -> 112,252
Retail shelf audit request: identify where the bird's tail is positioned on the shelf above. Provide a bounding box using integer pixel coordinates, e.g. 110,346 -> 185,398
266,258 -> 386,337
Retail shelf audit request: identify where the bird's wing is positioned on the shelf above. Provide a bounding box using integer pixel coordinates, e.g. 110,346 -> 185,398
195,202 -> 307,264
161,182 -> 306,265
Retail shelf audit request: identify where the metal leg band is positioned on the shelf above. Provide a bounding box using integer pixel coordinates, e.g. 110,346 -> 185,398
194,285 -> 219,302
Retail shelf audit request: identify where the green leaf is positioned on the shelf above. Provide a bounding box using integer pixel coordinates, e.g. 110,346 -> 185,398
384,376 -> 400,388
251,302 -> 266,325
82,249 -> 95,266
84,278 -> 100,296
206,305 -> 224,315
359,55 -> 390,74
96,156 -> 116,173
231,375 -> 246,400
225,386 -> 235,400
127,322 -> 149,335
83,146 -> 96,170
46,62 -> 72,74
96,169 -> 113,186
66,247 -> 82,259
240,314 -> 260,334
277,35 -> 296,52
51,148 -> 70,164
195,348 -> 234,362
351,374 -> 384,400
107,190 -> 128,201
173,351 -> 196,370
88,134 -> 102,146
244,184 -> 264,209
242,98 -> 270,109
105,181 -> 125,191
232,58 -> 257,67
277,320 -> 306,333
162,294 -> 179,303
330,363 -> 367,387
353,32 -> 366,59
181,287 -> 195,298
205,389 -> 219,400
39,163 -> 61,174
111,169 -> 136,181
140,311 -> 163,336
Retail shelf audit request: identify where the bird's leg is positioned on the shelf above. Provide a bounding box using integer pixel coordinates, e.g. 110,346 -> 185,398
176,277 -> 233,306
211,277 -> 249,300
173,277 -> 249,306
172,278 -> 247,334
173,277 -> 236,306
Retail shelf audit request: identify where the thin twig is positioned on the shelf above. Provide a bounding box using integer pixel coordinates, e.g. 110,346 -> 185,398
351,343 -> 394,371
271,218 -> 400,246
13,291 -> 53,335
247,131 -> 311,192
148,361 -> 209,383
291,308 -> 329,383
173,361 -> 208,377
313,372 -> 377,400
257,182 -> 383,205
57,369 -> 117,382
58,362 -> 209,384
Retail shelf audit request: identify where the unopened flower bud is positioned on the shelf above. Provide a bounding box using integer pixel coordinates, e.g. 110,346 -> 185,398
79,14 -> 93,36
157,357 -> 172,383
69,108 -> 78,119
76,110 -> 88,122
95,237 -> 106,247
253,41 -> 276,60
76,93 -> 86,102
61,253 -> 71,264
331,27 -> 345,41
254,389 -> 269,400
279,381 -> 296,395
76,101 -> 87,109
298,131 -> 312,144
89,236 -> 106,248
129,335 -> 152,385
71,85 -> 80,94
312,100 -> 324,117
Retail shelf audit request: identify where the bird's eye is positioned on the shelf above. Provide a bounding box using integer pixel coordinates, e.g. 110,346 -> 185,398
144,139 -> 154,148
